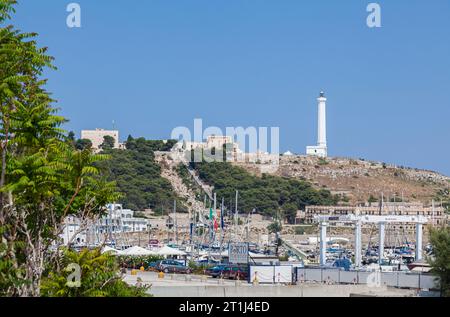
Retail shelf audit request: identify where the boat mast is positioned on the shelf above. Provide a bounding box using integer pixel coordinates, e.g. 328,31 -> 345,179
173,200 -> 177,245
235,190 -> 239,242
219,197 -> 224,263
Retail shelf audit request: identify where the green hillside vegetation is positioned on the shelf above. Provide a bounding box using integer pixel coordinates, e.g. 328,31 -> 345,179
96,136 -> 186,212
191,162 -> 339,222
435,187 -> 450,213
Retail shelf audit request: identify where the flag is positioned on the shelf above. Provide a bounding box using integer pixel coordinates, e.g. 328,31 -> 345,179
209,208 -> 213,220
214,218 -> 219,231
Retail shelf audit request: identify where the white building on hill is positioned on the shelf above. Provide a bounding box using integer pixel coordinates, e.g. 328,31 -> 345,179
306,91 -> 328,158
81,128 -> 124,151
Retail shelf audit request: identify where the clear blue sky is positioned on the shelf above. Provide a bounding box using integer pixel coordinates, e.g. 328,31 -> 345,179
12,0 -> 450,175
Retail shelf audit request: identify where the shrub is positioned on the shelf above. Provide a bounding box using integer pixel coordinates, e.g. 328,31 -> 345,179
41,248 -> 150,297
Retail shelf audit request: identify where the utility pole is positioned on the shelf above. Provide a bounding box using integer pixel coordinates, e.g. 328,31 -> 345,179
148,223 -> 151,247
213,193 -> 217,243
246,211 -> 250,243
193,206 -> 197,246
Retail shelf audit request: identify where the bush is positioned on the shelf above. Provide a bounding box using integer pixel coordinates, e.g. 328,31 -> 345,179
96,137 -> 187,212
190,161 -> 339,216
117,255 -> 163,269
188,261 -> 213,274
429,227 -> 450,296
41,248 -> 150,297
268,222 -> 282,234
294,226 -> 316,235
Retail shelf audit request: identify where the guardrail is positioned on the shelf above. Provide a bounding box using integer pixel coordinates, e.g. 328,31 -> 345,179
281,240 -> 309,262
297,268 -> 439,290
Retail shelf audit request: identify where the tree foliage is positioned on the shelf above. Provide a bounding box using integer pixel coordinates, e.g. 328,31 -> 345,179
41,248 -> 149,297
0,0 -> 119,296
75,138 -> 92,151
191,162 -> 339,218
97,136 -> 186,212
282,203 -> 298,224
100,135 -> 115,150
428,227 -> 450,296
267,222 -> 282,234
435,188 -> 450,213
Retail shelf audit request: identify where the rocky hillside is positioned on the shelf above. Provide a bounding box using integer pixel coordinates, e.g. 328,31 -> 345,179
154,151 -> 207,214
233,155 -> 450,206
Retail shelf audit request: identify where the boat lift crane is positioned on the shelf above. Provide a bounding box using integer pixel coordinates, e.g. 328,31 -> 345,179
313,214 -> 428,268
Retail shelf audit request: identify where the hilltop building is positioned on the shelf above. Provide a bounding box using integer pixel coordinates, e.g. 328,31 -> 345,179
176,135 -> 244,161
306,91 -> 328,158
81,128 -> 124,151
180,135 -> 235,151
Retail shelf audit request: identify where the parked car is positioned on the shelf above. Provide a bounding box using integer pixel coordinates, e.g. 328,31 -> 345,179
222,265 -> 249,280
156,260 -> 192,274
332,258 -> 352,271
205,264 -> 230,278
145,261 -> 160,272
197,258 -> 220,265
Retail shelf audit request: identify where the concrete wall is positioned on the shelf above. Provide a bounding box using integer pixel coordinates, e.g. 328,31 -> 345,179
150,284 -> 416,297
297,268 -> 439,290
250,266 -> 293,284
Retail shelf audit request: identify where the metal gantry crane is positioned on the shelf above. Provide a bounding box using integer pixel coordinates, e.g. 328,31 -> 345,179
313,214 -> 428,268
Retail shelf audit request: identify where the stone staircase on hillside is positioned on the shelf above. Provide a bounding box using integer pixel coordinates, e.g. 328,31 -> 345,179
154,151 -> 212,214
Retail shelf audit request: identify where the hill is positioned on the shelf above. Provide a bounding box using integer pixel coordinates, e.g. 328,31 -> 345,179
233,155 -> 450,209
89,136 -> 449,216
189,161 -> 339,222
96,137 -> 187,213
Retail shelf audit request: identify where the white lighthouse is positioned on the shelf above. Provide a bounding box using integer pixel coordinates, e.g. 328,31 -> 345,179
306,91 -> 328,158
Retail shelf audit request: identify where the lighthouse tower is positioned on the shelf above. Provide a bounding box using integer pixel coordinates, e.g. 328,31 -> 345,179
306,91 -> 328,158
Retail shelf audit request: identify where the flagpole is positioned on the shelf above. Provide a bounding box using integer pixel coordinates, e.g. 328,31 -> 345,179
213,193 -> 217,244
235,190 -> 238,242
220,197 -> 224,263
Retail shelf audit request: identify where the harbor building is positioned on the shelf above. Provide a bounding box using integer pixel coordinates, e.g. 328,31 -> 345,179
60,203 -> 149,246
298,202 -> 447,229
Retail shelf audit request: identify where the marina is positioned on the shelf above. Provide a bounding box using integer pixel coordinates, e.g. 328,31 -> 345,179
1,0 -> 449,302
60,190 -> 442,296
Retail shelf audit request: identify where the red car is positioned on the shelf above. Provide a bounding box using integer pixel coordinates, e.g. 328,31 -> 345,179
221,266 -> 249,280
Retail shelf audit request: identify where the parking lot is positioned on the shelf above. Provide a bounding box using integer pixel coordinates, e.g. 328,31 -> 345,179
123,270 -> 419,297
124,271 -> 249,288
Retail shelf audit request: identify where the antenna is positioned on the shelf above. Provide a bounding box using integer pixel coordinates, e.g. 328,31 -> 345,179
112,120 -> 116,130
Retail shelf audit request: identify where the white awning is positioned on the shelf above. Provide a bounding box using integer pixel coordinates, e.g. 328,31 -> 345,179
101,246 -> 120,255
157,245 -> 187,256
